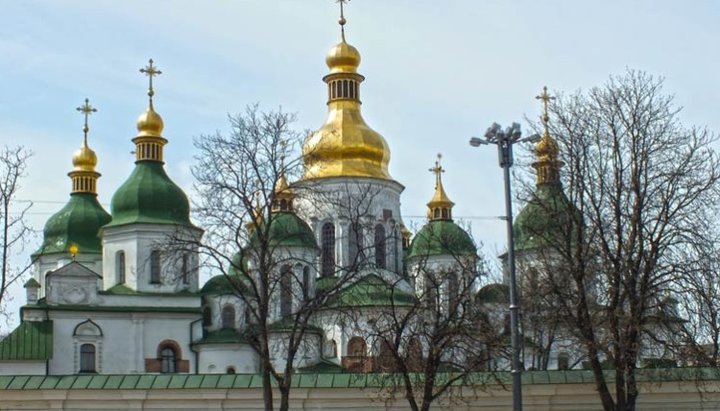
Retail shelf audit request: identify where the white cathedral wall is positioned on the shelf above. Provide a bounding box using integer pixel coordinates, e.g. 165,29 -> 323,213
33,253 -> 103,300
101,224 -> 202,294
196,344 -> 257,374
294,177 -> 405,276
0,361 -> 46,375
46,311 -> 198,375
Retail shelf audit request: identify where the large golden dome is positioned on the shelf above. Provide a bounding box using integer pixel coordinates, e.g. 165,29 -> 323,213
302,39 -> 392,181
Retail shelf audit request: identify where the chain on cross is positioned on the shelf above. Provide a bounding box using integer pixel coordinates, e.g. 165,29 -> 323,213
140,59 -> 162,107
429,153 -> 445,189
76,98 -> 97,144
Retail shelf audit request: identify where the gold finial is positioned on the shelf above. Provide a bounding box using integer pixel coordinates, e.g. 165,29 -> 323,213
429,153 -> 444,189
69,244 -> 79,260
140,59 -> 162,109
76,98 -> 97,146
337,0 -> 349,42
426,153 -> 454,221
535,86 -> 555,137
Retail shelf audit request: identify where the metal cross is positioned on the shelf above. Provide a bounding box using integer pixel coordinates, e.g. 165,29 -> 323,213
535,86 -> 555,131
336,0 -> 350,40
140,59 -> 162,107
76,98 -> 97,144
429,153 -> 445,188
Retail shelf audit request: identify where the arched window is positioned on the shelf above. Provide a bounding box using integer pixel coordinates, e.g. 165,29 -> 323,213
150,250 -> 161,284
377,339 -> 395,371
321,223 -> 335,277
221,305 -> 236,329
557,352 -> 570,370
116,251 -> 125,284
347,336 -> 367,357
374,224 -> 386,269
202,307 -> 212,327
448,272 -> 460,308
433,208 -> 440,219
407,337 -> 423,372
226,366 -> 236,374
392,228 -> 399,273
280,265 -> 292,317
161,346 -> 177,373
181,253 -> 190,285
302,266 -> 311,301
79,343 -> 96,373
348,222 -> 363,268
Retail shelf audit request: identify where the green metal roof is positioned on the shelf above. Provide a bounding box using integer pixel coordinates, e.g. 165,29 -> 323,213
106,161 -> 193,228
192,328 -> 246,345
329,274 -> 415,308
250,212 -> 318,249
514,182 -> 581,251
200,274 -> 247,296
476,283 -> 509,304
102,284 -> 197,297
0,321 -> 53,361
33,193 -> 111,257
407,220 -> 476,258
0,369 -> 718,390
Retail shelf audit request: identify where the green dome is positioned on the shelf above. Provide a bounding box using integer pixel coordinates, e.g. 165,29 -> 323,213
514,183 -> 580,251
476,283 -> 509,304
106,161 -> 191,228
250,212 -> 317,249
33,193 -> 111,256
407,220 -> 476,258
201,274 -> 246,295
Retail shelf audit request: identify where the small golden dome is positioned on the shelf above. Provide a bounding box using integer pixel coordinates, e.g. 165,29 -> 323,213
136,107 -> 164,137
326,41 -> 361,74
535,132 -> 559,162
72,143 -> 98,172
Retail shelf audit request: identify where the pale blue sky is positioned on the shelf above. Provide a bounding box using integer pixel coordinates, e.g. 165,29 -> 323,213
1,0 -> 718,329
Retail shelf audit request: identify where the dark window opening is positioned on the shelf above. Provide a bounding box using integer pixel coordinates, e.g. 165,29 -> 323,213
280,265 -> 292,317
321,223 -> 335,277
374,224 -> 386,269
161,347 -> 177,373
150,250 -> 161,284
202,307 -> 212,327
80,343 -> 96,373
221,305 -> 236,329
116,251 -> 126,284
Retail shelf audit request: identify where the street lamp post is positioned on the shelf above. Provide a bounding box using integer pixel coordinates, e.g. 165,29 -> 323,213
470,123 -> 538,411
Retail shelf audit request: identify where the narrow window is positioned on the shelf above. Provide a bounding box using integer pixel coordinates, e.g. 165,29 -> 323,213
116,250 -> 126,284
202,306 -> 212,327
161,347 -> 177,373
347,336 -> 366,357
392,228 -> 399,273
374,224 -> 386,269
442,208 -> 449,219
348,222 -> 363,268
558,352 -> 570,370
321,223 -> 335,277
80,344 -> 96,372
343,80 -> 349,97
448,272 -> 460,309
221,305 -> 235,329
349,80 -> 355,98
433,208 -> 440,219
302,266 -> 311,301
150,250 -> 161,284
181,253 -> 190,285
280,265 -> 292,317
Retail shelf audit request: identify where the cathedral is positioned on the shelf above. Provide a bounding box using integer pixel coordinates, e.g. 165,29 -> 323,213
0,10 -> 569,378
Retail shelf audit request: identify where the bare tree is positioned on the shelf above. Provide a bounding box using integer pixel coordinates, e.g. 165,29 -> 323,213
0,146 -> 33,327
530,70 -> 720,411
189,105 -> 381,411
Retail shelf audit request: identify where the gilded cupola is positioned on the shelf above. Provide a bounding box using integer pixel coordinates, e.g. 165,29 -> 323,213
426,154 -> 454,221
531,86 -> 563,186
302,2 -> 392,180
106,59 -> 192,228
34,99 -> 111,257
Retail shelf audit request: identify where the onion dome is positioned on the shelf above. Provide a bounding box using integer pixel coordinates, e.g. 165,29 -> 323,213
201,253 -> 249,296
302,8 -> 392,180
514,87 -> 580,251
34,99 -> 111,256
105,59 -> 193,228
407,157 -> 475,258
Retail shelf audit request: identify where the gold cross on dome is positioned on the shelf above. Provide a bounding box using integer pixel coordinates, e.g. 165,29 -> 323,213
428,153 -> 445,188
535,86 -> 555,131
140,59 -> 162,107
76,98 -> 97,144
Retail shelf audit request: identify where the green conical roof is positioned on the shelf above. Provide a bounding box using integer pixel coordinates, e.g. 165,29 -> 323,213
106,161 -> 191,228
407,220 -> 476,258
514,183 -> 580,251
476,282 -> 509,304
33,193 -> 111,256
250,212 -> 317,249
